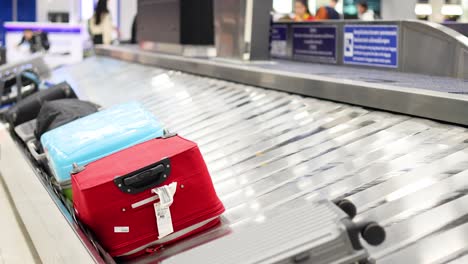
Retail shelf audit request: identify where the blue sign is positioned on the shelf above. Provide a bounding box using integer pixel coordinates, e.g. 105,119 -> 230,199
344,25 -> 398,68
270,24 -> 288,58
292,25 -> 337,64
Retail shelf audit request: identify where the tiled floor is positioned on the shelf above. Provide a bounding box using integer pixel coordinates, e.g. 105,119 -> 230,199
0,177 -> 36,264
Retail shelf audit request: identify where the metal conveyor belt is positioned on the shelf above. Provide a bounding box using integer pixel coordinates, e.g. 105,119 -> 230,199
43,56 -> 468,263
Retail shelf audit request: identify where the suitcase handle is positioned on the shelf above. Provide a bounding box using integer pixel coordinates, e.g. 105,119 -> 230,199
27,140 -> 47,162
114,158 -> 171,194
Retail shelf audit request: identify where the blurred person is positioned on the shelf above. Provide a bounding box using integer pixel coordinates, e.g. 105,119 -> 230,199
315,0 -> 341,20
17,29 -> 50,53
294,0 -> 314,22
0,46 -> 5,65
131,15 -> 138,44
357,1 -> 375,21
89,0 -> 113,45
444,16 -> 459,22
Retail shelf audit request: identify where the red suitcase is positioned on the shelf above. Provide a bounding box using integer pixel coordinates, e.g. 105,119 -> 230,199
72,135 -> 225,258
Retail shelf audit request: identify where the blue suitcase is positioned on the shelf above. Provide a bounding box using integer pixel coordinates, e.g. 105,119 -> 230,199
41,102 -> 165,200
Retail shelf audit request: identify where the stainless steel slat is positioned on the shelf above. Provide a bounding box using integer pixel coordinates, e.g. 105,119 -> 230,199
347,147 -> 468,213
197,99 -> 311,155
217,119 -> 432,208
212,113 -> 404,182
182,95 -> 292,139
200,102 -> 342,161
155,90 -> 264,131
357,169 -> 468,229
447,254 -> 468,264
377,201 -> 468,263
215,125 -> 449,200
147,87 -> 248,124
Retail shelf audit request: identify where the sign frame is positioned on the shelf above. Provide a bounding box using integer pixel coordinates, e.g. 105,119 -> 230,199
270,23 -> 289,59
343,24 -> 399,68
292,24 -> 338,64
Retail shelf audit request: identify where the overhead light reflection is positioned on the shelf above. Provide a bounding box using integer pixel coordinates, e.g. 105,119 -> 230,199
386,178 -> 436,202
245,187 -> 255,197
441,4 -> 464,16
254,214 -> 266,223
240,177 -> 249,185
297,178 -> 313,190
250,202 -> 260,210
175,91 -> 190,99
305,192 -> 320,201
151,74 -> 174,87
414,3 -> 433,16
294,111 -> 309,120
252,94 -> 266,101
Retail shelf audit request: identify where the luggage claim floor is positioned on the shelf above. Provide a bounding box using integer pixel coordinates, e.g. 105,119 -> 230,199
2,52 -> 460,263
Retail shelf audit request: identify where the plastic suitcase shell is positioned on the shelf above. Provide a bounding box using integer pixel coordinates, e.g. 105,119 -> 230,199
162,197 -> 372,264
41,102 -> 164,200
72,135 -> 225,258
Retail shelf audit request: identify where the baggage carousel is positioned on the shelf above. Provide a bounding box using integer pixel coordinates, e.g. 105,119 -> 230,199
2,50 -> 468,263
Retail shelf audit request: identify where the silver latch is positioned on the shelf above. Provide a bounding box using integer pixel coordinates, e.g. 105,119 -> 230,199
71,163 -> 86,174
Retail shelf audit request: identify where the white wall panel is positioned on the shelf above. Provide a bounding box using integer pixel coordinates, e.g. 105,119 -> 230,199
36,0 -> 70,22
381,0 -> 417,20
119,0 -> 137,40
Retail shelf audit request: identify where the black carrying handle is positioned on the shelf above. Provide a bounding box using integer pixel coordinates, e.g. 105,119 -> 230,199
114,158 -> 171,194
16,70 -> 23,102
0,79 -> 5,106
16,69 -> 41,103
27,139 -> 47,162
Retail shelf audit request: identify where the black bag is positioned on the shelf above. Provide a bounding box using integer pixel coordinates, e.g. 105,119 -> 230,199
93,34 -> 104,45
35,99 -> 99,140
0,47 -> 6,65
4,82 -> 77,127
40,32 -> 50,51
0,70 -> 41,106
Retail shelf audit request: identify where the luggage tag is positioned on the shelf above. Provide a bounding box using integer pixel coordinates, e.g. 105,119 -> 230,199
152,183 -> 177,239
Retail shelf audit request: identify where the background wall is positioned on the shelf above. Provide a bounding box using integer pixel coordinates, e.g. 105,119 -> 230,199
464,0 -> 468,21
35,0 -> 137,40
2,0 -> 468,46
429,0 -> 445,22
119,0 -> 137,41
18,0 -> 37,21
36,0 -> 69,22
108,0 -> 119,29
381,0 -> 418,20
0,0 -> 35,46
0,1 -> 13,45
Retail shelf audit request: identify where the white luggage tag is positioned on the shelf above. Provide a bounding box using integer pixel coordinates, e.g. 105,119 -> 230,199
152,182 -> 177,239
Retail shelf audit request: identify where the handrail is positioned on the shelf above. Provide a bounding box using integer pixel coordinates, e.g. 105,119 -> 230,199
0,125 -> 102,263
0,54 -> 49,78
271,20 -> 468,79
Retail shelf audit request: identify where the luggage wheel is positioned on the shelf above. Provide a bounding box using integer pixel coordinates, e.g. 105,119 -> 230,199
334,199 -> 357,219
345,221 -> 386,248
359,222 -> 386,246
